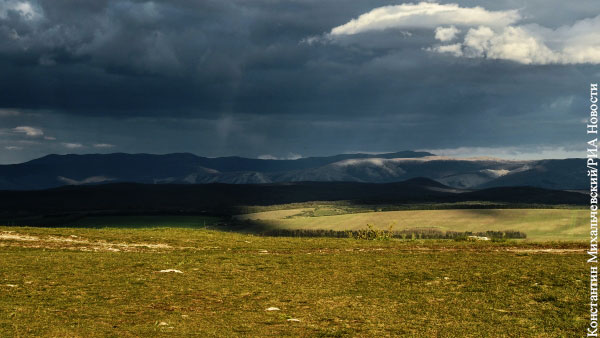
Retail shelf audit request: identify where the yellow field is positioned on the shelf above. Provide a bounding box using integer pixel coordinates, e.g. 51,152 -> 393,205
235,208 -> 312,220
236,208 -> 588,241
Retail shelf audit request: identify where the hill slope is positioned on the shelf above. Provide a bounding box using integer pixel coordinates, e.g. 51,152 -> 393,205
0,179 -> 586,223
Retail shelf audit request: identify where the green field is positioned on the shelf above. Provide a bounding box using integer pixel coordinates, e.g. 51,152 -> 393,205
34,205 -> 590,241
235,207 -> 589,241
64,215 -> 222,228
0,226 -> 587,337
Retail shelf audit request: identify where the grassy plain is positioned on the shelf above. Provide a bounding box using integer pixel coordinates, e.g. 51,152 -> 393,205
32,203 -> 589,241
64,215 -> 222,228
235,207 -> 589,241
0,226 -> 588,337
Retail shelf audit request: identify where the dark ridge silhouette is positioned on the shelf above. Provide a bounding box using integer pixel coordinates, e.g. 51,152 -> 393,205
0,178 -> 586,226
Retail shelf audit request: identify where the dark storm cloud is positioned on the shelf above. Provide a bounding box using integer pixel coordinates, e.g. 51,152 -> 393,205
0,0 -> 390,116
0,0 -> 597,163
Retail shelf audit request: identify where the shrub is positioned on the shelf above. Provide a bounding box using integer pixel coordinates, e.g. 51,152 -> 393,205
350,223 -> 393,240
257,225 -> 526,240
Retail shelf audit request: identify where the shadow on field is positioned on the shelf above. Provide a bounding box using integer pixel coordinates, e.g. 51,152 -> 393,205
0,180 -> 586,235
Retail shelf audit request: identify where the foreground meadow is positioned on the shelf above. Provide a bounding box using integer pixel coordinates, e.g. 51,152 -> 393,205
0,226 -> 586,337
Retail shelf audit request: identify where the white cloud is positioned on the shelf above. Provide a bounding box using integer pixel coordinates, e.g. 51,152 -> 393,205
452,17 -> 600,64
421,146 -> 582,160
258,154 -> 277,160
435,26 -> 460,42
257,153 -> 302,160
549,96 -> 575,110
93,143 -> 114,148
286,153 -> 302,160
330,2 -> 519,36
323,2 -> 600,65
13,126 -> 43,137
5,146 -> 22,150
57,176 -> 113,185
429,43 -> 463,57
0,109 -> 21,117
62,142 -> 83,149
460,25 -> 558,64
0,1 -> 42,20
461,25 -> 495,57
44,136 -> 56,140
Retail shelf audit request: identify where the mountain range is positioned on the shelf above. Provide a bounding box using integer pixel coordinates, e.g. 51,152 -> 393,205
0,151 -> 586,190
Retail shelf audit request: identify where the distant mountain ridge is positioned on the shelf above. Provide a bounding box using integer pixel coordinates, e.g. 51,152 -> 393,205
0,151 -> 586,190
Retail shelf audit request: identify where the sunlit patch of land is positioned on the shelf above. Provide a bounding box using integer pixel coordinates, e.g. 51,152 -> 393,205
235,206 -> 588,241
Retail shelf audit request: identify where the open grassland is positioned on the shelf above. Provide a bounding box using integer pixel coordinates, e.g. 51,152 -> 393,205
236,208 -> 589,241
0,226 -> 587,337
64,215 -> 222,228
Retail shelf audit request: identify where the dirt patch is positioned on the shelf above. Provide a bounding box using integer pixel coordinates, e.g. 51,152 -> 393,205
506,248 -> 582,253
0,232 -> 39,241
0,231 -> 174,252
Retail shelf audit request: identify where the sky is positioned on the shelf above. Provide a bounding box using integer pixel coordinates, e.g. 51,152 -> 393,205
0,0 -> 599,164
